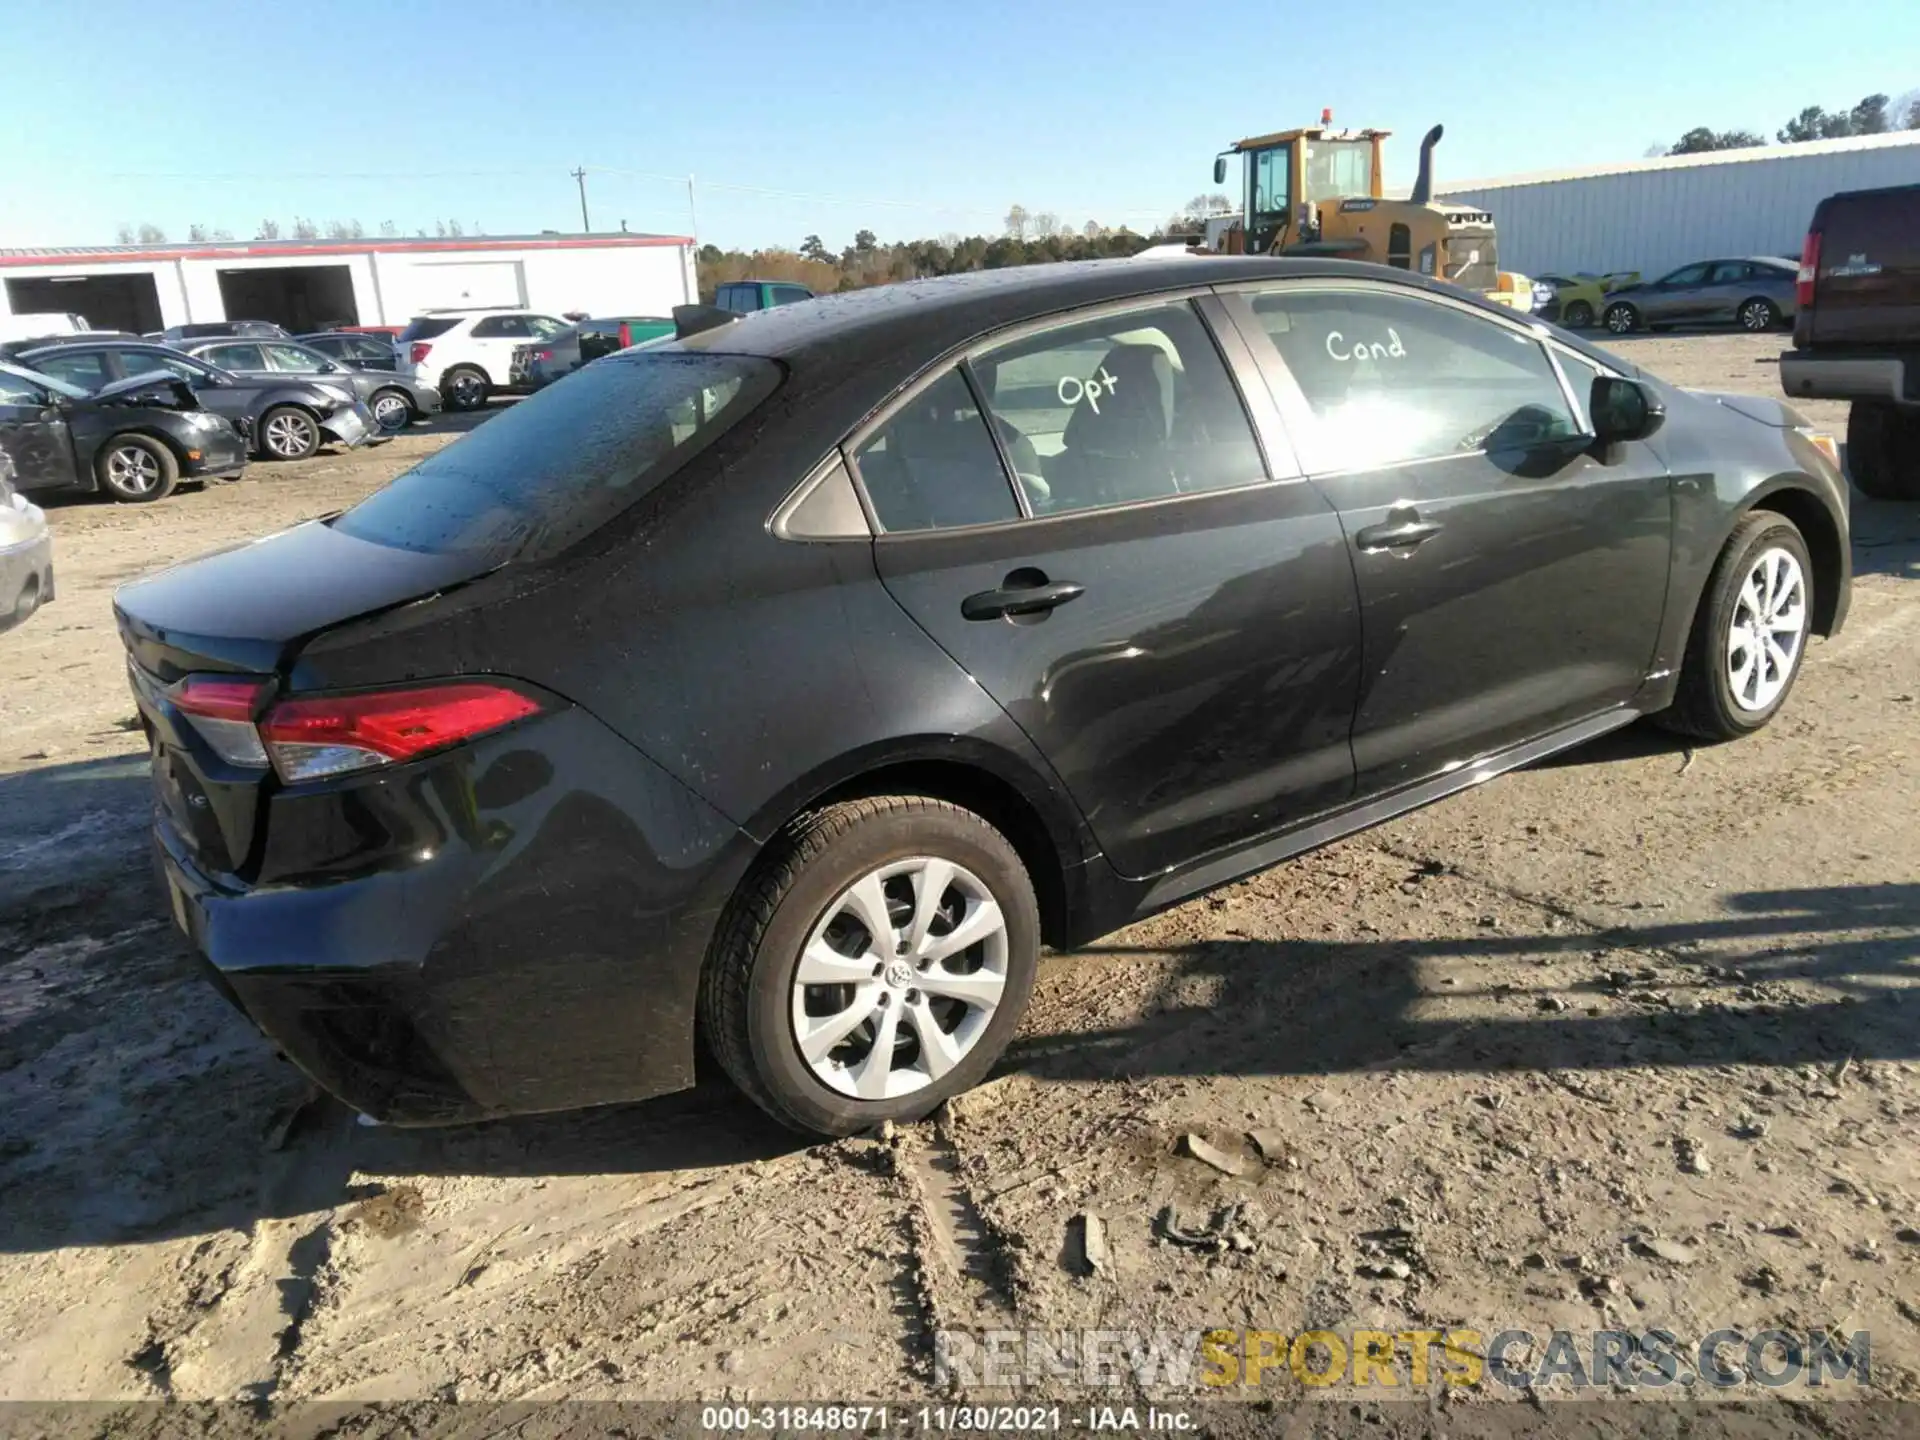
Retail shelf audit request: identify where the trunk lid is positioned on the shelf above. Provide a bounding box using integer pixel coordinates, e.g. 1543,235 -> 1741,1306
116,520 -> 490,878
1802,184 -> 1920,347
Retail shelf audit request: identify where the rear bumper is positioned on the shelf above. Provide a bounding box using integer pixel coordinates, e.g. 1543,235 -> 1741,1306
1779,351 -> 1914,406
149,706 -> 757,1125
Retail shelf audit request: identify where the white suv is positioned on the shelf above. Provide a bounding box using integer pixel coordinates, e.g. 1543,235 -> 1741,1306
395,309 -> 570,411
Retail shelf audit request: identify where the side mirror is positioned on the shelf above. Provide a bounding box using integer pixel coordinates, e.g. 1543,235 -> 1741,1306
1589,376 -> 1664,443
1213,157 -> 1228,186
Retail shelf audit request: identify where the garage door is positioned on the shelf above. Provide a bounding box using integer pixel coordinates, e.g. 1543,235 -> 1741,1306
409,261 -> 524,311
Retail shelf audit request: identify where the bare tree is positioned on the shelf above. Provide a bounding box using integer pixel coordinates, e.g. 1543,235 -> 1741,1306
1082,219 -> 1103,238
1004,204 -> 1030,240
291,217 -> 319,240
136,223 -> 167,244
379,220 -> 399,238
1032,211 -> 1060,238
212,228 -> 234,241
188,223 -> 210,242
256,219 -> 282,240
447,219 -> 464,237
115,224 -> 135,245
323,219 -> 365,240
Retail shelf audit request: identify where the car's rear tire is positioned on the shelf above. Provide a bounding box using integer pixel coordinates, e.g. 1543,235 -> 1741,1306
1738,297 -> 1779,332
1654,511 -> 1813,742
257,406 -> 320,460
1846,401 -> 1920,501
1604,303 -> 1639,334
442,365 -> 490,412
700,796 -> 1041,1137
369,387 -> 413,431
11,576 -> 40,627
1563,299 -> 1594,329
94,434 -> 178,502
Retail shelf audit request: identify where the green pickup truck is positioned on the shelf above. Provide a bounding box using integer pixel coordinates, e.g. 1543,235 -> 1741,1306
712,280 -> 815,313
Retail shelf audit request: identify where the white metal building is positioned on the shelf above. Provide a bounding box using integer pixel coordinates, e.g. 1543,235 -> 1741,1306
0,232 -> 698,334
1429,131 -> 1920,280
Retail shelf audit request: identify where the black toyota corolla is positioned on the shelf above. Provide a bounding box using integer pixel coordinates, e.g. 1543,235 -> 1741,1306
115,257 -> 1851,1136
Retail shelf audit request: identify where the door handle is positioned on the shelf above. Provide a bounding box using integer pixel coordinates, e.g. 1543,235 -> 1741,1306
1355,514 -> 1443,553
962,576 -> 1085,621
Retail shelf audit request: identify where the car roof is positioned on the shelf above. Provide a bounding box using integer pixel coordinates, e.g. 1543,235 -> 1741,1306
676,256 -> 1511,368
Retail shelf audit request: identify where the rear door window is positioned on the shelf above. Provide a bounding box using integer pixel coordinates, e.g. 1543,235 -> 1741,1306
471,315 -> 532,339
200,343 -> 267,371
397,316 -> 460,343
265,343 -> 326,371
770,286 -> 813,307
851,368 -> 1021,531
29,350 -> 113,391
332,351 -> 782,563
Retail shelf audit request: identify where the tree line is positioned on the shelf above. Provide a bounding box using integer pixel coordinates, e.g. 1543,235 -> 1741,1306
1662,88 -> 1920,154
697,200 -> 1240,298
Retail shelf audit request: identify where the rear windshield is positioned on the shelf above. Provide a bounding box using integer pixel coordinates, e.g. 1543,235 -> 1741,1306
332,351 -> 781,564
397,316 -> 460,343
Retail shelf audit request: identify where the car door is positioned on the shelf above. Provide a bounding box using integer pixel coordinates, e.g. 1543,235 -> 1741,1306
1701,261 -> 1752,322
855,294 -> 1363,879
348,335 -> 398,371
106,348 -> 255,430
1646,262 -> 1711,324
196,341 -> 269,375
1220,280 -> 1672,799
0,369 -> 79,492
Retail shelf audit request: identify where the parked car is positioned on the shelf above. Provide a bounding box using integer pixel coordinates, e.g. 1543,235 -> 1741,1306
0,449 -> 54,628
507,316 -> 674,390
713,280 -> 815,314
1531,273 -> 1610,328
1778,182 -> 1920,501
299,330 -> 401,373
0,331 -> 144,360
14,339 -> 377,461
178,337 -> 439,432
394,309 -> 570,411
117,256 -> 1850,1137
160,320 -> 290,343
1602,258 -> 1798,335
0,358 -> 247,502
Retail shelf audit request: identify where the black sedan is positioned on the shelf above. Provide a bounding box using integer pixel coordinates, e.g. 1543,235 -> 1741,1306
115,257 -> 1851,1136
1,360 -> 247,502
15,340 -> 378,460
178,337 -> 440,433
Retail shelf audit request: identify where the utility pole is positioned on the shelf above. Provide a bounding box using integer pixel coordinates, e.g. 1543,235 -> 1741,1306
572,167 -> 590,232
686,173 -> 699,246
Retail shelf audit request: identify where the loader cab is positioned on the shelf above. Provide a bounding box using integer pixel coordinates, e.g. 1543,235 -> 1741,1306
1213,126 -> 1387,255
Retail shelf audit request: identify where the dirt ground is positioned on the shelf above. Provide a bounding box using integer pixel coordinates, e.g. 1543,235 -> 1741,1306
2,334 -> 1918,1429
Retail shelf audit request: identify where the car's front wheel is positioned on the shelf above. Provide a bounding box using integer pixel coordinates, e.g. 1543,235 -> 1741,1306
1604,303 -> 1639,334
1655,511 -> 1813,741
701,796 -> 1040,1137
1846,401 -> 1920,501
95,434 -> 178,502
1738,297 -> 1779,331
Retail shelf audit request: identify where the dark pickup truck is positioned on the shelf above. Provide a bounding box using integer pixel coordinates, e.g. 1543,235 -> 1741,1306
1779,182 -> 1920,500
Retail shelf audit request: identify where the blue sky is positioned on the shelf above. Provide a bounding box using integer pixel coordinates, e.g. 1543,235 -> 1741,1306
1,0 -> 1915,252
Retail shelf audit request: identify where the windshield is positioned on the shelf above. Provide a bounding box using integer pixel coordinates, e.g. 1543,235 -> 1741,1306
0,359 -> 88,400
332,351 -> 781,564
398,316 -> 459,343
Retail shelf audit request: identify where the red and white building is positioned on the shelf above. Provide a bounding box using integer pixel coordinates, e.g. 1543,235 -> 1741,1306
0,231 -> 698,334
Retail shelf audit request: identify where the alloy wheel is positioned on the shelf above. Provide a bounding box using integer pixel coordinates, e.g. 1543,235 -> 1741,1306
790,856 -> 1008,1100
371,393 -> 411,431
1606,306 -> 1635,334
264,411 -> 317,458
1741,301 -> 1773,331
1726,546 -> 1806,712
107,445 -> 161,495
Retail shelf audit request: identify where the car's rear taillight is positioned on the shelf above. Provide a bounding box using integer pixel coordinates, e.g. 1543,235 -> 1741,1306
1797,230 -> 1821,309
532,348 -> 553,362
617,322 -> 631,348
259,682 -> 543,782
409,341 -> 433,365
169,675 -> 272,767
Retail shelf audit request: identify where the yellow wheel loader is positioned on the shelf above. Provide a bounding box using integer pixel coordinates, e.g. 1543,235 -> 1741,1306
1201,117 -> 1533,309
